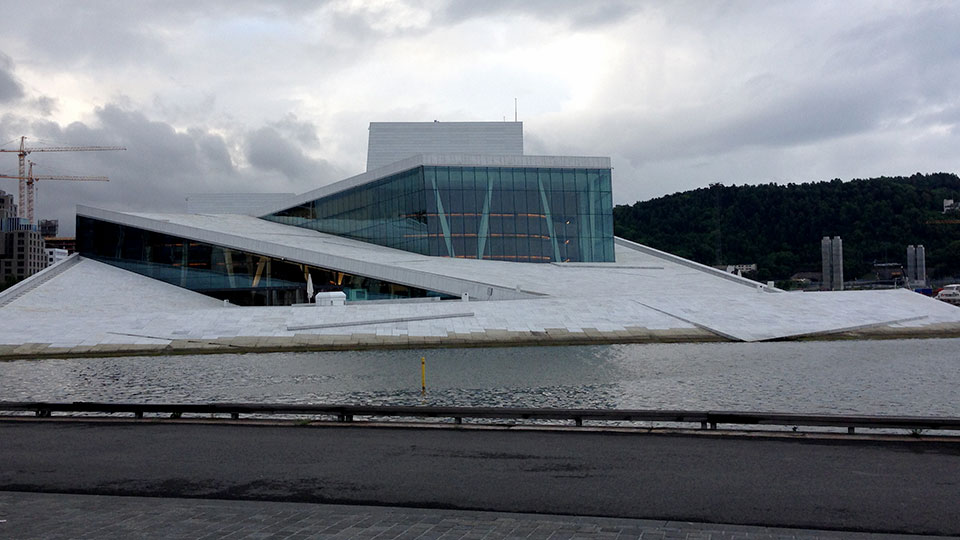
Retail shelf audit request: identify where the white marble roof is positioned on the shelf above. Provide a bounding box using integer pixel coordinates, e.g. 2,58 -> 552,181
6,208 -> 959,346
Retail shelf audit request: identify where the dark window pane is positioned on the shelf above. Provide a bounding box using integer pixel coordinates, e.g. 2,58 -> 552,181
448,167 -> 462,190
461,168 -> 477,191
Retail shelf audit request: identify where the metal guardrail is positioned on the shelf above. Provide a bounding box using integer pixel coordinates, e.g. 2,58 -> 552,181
2,401 -> 960,435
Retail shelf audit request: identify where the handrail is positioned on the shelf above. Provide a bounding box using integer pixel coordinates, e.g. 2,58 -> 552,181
2,401 -> 959,434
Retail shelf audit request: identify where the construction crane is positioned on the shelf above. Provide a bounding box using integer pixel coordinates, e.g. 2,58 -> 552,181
0,136 -> 124,222
0,161 -> 109,222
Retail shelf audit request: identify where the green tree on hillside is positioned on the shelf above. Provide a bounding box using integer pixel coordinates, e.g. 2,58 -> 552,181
613,173 -> 960,282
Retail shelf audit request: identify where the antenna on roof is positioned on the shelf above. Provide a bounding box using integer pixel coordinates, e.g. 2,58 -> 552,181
514,98 -> 518,122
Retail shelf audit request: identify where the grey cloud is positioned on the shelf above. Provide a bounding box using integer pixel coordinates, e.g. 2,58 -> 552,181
34,96 -> 57,116
438,0 -> 642,29
271,114 -> 319,146
558,7 -> 960,170
0,52 -> 24,103
245,126 -> 338,184
827,7 -> 960,110
91,105 -> 199,175
698,83 -> 890,152
153,93 -> 218,126
3,1 -> 959,220
317,0 -> 642,42
835,5 -> 960,71
190,129 -> 234,173
15,8 -> 166,70
5,2 -> 317,70
2,103 -> 341,236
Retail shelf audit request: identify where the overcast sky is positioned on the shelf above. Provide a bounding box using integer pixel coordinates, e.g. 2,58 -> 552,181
1,0 -> 958,235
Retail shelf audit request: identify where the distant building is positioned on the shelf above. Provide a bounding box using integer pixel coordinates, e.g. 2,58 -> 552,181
0,190 -> 47,282
906,245 -> 926,286
0,190 -> 16,219
789,271 -> 822,288
944,199 -> 960,214
44,237 -> 76,254
46,247 -> 69,266
1,228 -> 47,281
716,263 -> 757,276
873,262 -> 904,283
38,219 -> 59,238
821,236 -> 843,291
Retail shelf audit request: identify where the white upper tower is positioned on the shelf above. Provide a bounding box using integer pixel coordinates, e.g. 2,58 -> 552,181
366,121 -> 523,171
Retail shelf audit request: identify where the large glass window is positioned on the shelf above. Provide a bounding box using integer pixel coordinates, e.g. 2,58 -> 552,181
263,164 -> 615,263
77,216 -> 453,306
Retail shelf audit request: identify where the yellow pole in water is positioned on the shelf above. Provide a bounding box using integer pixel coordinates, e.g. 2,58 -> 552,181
421,356 -> 426,394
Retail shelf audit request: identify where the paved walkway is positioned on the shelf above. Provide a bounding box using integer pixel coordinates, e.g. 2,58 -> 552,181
6,422 -> 960,534
0,491 -> 942,540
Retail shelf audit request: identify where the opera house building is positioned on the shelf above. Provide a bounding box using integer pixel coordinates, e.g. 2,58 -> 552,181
1,121 -> 957,356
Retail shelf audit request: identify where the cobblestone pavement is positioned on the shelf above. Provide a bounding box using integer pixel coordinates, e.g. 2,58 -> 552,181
0,491 -> 944,540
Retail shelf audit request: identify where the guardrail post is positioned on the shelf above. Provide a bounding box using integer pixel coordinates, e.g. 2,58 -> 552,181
575,417 -> 583,427
231,412 -> 240,420
134,411 -> 143,419
710,422 -> 717,430
338,413 -> 353,422
170,412 -> 181,419
454,417 -> 462,425
35,409 -> 50,418
701,421 -> 708,429
848,427 -> 855,434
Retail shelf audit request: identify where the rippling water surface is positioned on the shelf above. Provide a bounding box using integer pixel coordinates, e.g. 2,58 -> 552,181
2,338 -> 959,415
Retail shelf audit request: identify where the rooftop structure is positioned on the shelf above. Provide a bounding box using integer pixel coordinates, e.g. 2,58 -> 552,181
366,122 -> 523,171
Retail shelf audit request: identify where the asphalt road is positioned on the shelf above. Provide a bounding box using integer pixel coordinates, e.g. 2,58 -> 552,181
1,421 -> 959,536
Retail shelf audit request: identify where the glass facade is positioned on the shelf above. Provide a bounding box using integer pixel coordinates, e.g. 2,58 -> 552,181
265,165 -> 614,263
77,216 -> 454,306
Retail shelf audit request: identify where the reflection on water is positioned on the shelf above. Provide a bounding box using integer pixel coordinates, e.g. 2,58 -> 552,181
2,338 -> 959,416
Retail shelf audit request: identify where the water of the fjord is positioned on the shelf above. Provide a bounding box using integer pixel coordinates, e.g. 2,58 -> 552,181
2,338 -> 958,416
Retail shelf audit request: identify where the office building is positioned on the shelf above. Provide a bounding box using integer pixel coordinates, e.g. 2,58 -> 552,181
38,219 -> 59,238
0,190 -> 47,282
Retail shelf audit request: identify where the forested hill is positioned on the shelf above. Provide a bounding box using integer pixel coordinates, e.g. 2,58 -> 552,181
612,172 -> 960,283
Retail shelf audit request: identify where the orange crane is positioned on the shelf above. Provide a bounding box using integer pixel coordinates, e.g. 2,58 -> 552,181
0,161 -> 109,223
0,136 -> 124,222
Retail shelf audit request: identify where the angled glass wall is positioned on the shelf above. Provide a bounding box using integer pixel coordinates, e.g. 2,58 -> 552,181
267,168 -> 427,254
77,216 -> 453,306
265,165 -> 614,263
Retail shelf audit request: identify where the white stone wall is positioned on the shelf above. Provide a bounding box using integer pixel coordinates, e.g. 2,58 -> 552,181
367,122 -> 523,171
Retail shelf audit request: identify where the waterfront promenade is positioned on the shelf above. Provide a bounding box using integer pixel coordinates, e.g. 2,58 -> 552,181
2,420 -> 958,536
